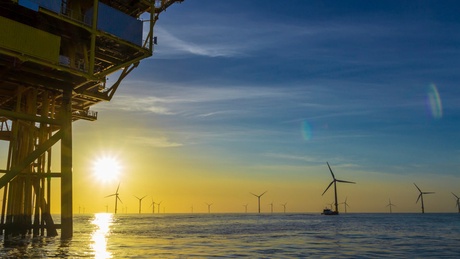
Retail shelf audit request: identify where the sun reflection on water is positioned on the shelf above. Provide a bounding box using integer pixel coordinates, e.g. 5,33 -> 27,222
91,213 -> 113,259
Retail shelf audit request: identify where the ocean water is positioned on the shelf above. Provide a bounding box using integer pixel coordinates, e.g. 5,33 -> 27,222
1,213 -> 459,258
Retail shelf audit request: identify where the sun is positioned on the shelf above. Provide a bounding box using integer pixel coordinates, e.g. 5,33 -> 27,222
92,155 -> 122,183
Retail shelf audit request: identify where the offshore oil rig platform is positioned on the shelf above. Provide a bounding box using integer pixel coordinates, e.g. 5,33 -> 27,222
0,0 -> 183,239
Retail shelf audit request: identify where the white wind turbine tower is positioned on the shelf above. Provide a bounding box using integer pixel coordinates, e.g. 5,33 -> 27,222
157,201 -> 162,213
105,183 -> 122,214
340,197 -> 350,213
414,183 -> 434,213
251,191 -> 267,213
452,193 -> 460,213
134,195 -> 147,214
386,199 -> 396,213
281,202 -> 287,213
205,203 -> 213,213
150,199 -> 156,214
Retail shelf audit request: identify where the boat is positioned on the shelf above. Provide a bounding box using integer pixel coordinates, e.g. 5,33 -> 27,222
321,208 -> 338,215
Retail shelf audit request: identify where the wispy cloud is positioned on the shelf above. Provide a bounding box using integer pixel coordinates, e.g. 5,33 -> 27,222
98,81 -> 297,117
153,27 -> 243,58
97,95 -> 174,115
127,136 -> 182,148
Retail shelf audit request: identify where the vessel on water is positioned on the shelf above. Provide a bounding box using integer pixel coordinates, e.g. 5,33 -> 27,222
321,208 -> 338,215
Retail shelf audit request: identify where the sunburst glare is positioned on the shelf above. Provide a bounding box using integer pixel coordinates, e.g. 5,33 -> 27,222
92,155 -> 122,183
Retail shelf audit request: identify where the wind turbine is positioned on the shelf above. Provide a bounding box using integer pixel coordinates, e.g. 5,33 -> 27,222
150,199 -> 156,214
250,191 -> 267,213
157,201 -> 162,213
340,197 -> 350,213
452,193 -> 460,213
322,162 -> 356,214
281,202 -> 287,213
105,183 -> 122,214
269,202 -> 273,213
386,199 -> 396,213
205,203 -> 213,213
134,195 -> 147,214
414,183 -> 434,213
243,204 -> 248,213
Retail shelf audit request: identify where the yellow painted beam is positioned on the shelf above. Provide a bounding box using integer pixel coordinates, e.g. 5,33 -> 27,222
0,130 -> 63,189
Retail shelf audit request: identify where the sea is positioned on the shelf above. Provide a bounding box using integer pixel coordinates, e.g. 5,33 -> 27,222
0,213 -> 459,258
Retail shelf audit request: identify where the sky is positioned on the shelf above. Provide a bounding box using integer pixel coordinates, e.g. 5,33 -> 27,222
51,0 -> 460,214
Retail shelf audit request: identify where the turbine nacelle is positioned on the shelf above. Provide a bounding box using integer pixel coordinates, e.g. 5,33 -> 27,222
250,191 -> 267,198
414,183 -> 434,203
322,162 -> 356,196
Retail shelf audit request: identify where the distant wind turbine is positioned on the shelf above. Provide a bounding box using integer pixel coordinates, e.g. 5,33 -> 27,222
281,202 -> 287,213
105,183 -> 122,214
243,204 -> 248,213
157,201 -> 162,213
322,162 -> 356,214
340,197 -> 350,213
150,199 -> 156,214
414,183 -> 434,213
205,203 -> 213,213
386,199 -> 396,213
452,193 -> 460,213
251,191 -> 267,213
134,195 -> 147,214
269,202 -> 273,213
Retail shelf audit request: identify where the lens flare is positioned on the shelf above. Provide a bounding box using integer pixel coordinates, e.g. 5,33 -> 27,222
426,83 -> 443,119
301,120 -> 313,141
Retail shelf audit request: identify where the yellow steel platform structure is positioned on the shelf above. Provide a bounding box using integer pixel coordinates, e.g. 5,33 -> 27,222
0,0 -> 183,239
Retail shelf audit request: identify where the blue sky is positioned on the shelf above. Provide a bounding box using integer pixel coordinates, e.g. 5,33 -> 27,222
73,0 -> 460,213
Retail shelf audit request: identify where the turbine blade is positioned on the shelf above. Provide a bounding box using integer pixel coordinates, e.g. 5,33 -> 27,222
105,194 -> 115,198
452,192 -> 459,199
326,162 -> 336,179
423,192 -> 435,194
134,195 -> 140,199
416,194 -> 422,203
141,195 -> 148,199
116,183 -> 120,193
322,181 -> 334,196
260,191 -> 268,197
250,192 -> 257,197
117,197 -> 123,204
413,183 -> 422,193
336,179 -> 356,184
